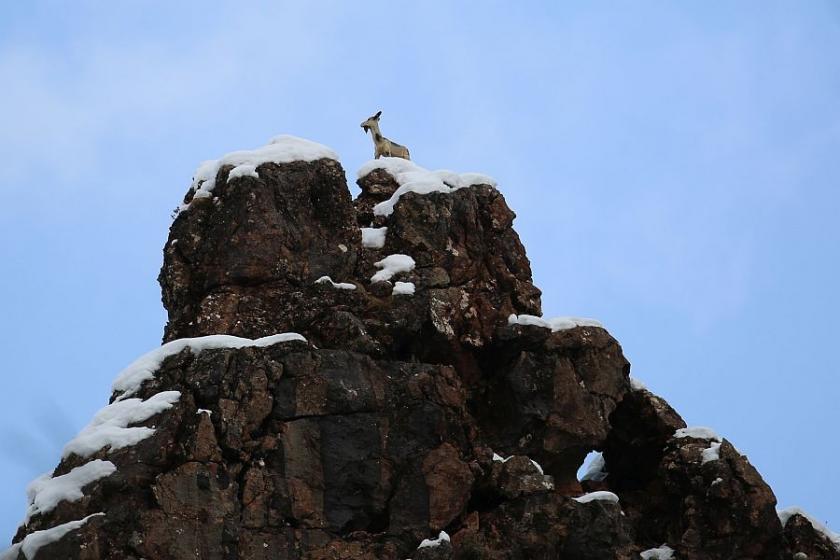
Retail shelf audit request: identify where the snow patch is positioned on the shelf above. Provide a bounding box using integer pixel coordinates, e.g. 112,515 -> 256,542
315,276 -> 357,290
359,158 -> 497,217
629,376 -> 647,391
417,530 -> 450,549
189,135 -> 338,202
62,391 -> 181,459
0,513 -> 105,560
578,451 -> 608,482
112,333 -> 306,399
361,227 -> 387,249
573,491 -> 619,504
25,460 -> 116,523
674,427 -> 721,442
508,313 -> 603,332
371,254 -> 415,283
530,459 -> 544,475
197,409 -> 212,416
640,544 -> 675,560
701,442 -> 722,464
393,281 -> 415,296
227,163 -> 259,181
778,507 -> 840,551
492,452 -> 512,463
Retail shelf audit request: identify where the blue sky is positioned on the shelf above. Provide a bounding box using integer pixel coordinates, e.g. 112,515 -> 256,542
1,0 -> 838,542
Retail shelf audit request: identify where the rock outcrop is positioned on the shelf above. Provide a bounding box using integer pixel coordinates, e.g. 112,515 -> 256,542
4,138 -> 838,560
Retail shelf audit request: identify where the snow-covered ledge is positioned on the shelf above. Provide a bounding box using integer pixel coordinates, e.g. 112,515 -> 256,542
508,313 -> 603,332
112,333 -> 307,399
358,158 -> 496,217
187,135 -> 339,204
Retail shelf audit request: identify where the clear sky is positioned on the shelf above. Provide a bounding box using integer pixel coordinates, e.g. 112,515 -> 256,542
1,0 -> 838,543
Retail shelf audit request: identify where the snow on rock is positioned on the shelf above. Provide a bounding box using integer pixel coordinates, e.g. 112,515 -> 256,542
491,452 -> 543,474
189,135 -> 338,202
701,442 -> 722,464
392,281 -> 415,296
640,544 -> 675,560
573,491 -> 620,504
361,227 -> 387,249
674,426 -> 721,442
24,460 -> 116,523
578,451 -> 608,482
417,530 -> 451,549
197,409 -> 212,416
62,391 -> 182,459
0,513 -> 105,560
227,163 -> 259,181
359,158 -> 497,217
778,507 -> 840,551
315,276 -> 357,290
371,254 -> 415,283
508,313 -> 603,332
112,333 -> 306,399
630,376 -> 647,391
492,452 -> 512,463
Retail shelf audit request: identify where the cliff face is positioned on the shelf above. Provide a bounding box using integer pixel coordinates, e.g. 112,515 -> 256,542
5,138 -> 838,560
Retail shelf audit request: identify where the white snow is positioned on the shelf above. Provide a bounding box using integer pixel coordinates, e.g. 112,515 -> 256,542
361,227 -> 387,249
701,442 -> 722,464
491,453 -> 543,474
778,507 -> 840,551
315,276 -> 357,290
371,254 -> 415,283
578,451 -> 608,482
112,333 -> 306,399
197,409 -> 212,416
358,158 -> 497,217
392,281 -> 415,296
417,530 -> 451,549
674,427 -> 721,442
0,513 -> 105,560
573,491 -> 620,504
227,163 -> 259,181
508,313 -> 603,332
62,391 -> 181,459
24,460 -> 116,523
189,135 -> 338,202
640,544 -> 675,560
629,376 -> 647,391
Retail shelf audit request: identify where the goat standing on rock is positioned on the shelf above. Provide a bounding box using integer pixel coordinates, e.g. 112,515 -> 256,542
361,111 -> 411,160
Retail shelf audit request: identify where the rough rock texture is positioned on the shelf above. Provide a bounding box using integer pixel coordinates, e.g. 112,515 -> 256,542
6,153 -> 838,560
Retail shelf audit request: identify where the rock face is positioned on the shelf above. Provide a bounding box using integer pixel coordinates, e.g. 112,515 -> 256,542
5,143 -> 838,560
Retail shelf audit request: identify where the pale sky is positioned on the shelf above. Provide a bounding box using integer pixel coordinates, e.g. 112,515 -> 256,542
1,1 -> 838,541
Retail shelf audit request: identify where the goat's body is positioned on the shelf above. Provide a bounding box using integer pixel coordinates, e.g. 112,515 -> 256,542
362,112 -> 411,160
374,134 -> 410,160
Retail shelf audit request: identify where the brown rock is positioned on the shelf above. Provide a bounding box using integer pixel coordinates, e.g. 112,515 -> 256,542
6,152 -> 834,560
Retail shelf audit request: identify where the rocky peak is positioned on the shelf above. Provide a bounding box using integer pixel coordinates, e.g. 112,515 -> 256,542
4,136 -> 838,560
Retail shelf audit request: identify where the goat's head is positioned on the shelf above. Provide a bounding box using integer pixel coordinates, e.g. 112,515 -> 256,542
360,110 -> 382,133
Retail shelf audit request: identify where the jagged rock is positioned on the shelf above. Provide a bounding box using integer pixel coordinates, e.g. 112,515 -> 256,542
160,158 -> 360,342
783,512 -> 840,560
5,144 -> 837,560
485,455 -> 554,500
